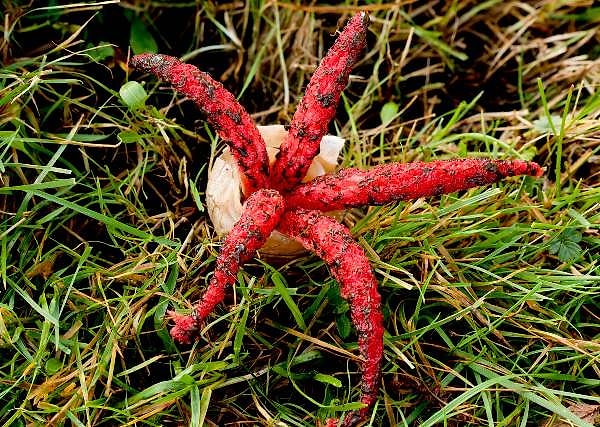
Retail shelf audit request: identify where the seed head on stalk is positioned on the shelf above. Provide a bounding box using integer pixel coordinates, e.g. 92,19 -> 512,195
130,11 -> 542,427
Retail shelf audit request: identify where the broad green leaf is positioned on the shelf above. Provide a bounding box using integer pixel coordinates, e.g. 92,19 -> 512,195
551,240 -> 583,262
87,42 -> 115,61
130,16 -> 158,55
336,314 -> 352,339
380,101 -> 399,124
45,357 -> 63,374
550,228 -> 583,262
119,81 -> 147,110
314,373 -> 342,388
118,130 -> 143,144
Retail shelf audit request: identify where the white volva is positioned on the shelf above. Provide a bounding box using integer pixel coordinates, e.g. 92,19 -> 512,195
206,125 -> 344,259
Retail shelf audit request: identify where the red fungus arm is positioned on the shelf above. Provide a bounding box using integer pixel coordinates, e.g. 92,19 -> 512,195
270,12 -> 370,192
286,158 -> 543,211
170,189 -> 285,344
278,209 -> 384,426
130,53 -> 270,195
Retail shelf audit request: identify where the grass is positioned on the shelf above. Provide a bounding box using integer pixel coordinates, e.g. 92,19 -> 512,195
1,1 -> 599,426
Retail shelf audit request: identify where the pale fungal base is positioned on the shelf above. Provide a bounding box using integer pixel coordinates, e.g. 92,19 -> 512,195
206,125 -> 344,259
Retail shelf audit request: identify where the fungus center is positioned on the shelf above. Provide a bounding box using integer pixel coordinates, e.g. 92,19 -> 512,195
205,125 -> 344,258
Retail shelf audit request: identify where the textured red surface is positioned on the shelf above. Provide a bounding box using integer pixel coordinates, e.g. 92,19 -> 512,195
270,12 -> 370,192
131,12 -> 544,427
286,159 -> 543,211
279,210 -> 384,427
169,189 -> 285,344
130,54 -> 270,195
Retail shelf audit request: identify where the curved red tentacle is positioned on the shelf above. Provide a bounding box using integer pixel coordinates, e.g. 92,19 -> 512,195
170,189 -> 285,344
278,209 -> 384,426
286,158 -> 543,211
270,12 -> 370,192
130,53 -> 270,195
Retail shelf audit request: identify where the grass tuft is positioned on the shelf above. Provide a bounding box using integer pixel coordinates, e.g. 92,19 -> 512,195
1,1 -> 599,426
